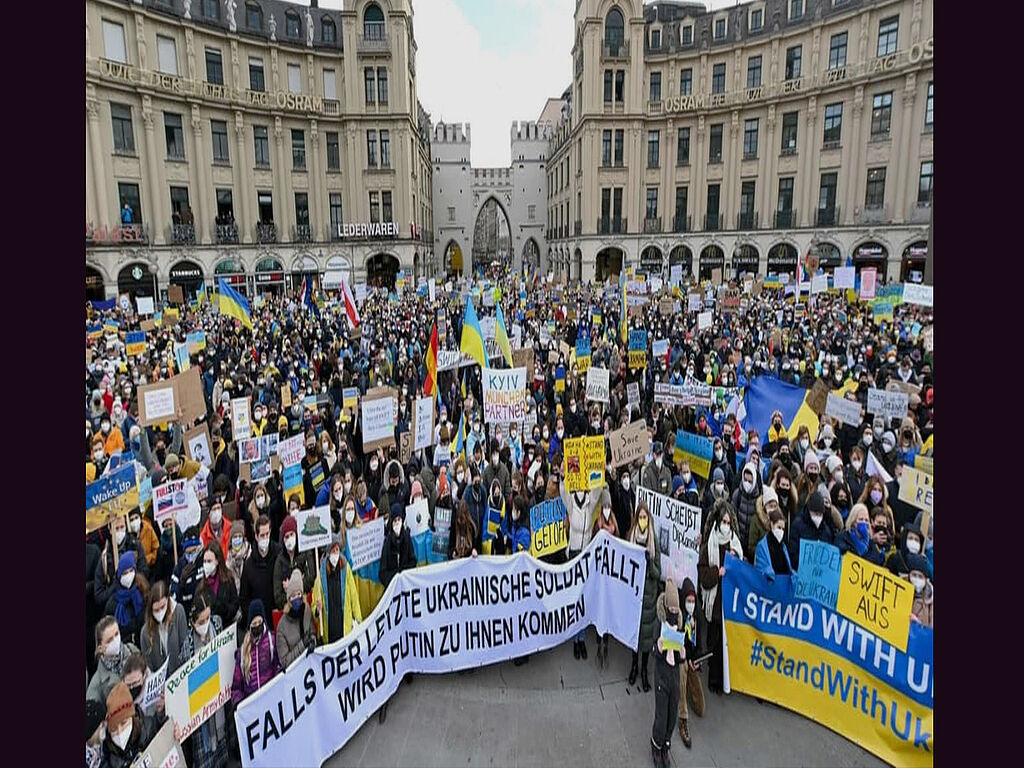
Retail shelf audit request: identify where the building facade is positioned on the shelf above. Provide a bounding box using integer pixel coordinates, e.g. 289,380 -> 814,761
431,119 -> 552,278
86,0 -> 434,302
547,0 -> 934,284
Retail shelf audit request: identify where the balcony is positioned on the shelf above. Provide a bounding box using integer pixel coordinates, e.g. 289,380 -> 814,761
774,209 -> 796,229
643,217 -> 662,234
672,214 -> 691,233
597,216 -> 627,234
907,202 -> 931,224
601,38 -> 629,61
815,206 -> 840,227
737,211 -> 759,230
358,26 -> 390,54
323,99 -> 340,117
856,204 -> 890,225
256,222 -> 278,243
170,223 -> 196,244
780,145 -> 797,157
293,223 -> 313,243
215,223 -> 239,244
704,213 -> 723,232
574,220 -> 582,236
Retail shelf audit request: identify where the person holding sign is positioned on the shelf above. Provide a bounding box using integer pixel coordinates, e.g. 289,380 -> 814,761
754,509 -> 793,581
697,500 -> 743,695
140,581 -> 189,675
628,501 -> 661,691
449,499 -> 480,560
232,599 -> 281,705
276,570 -> 316,668
836,503 -> 885,566
272,516 -> 314,611
651,581 -> 684,768
99,681 -> 161,768
88,616 -> 141,704
907,554 -> 933,628
182,592 -> 232,768
313,536 -> 363,645
196,543 -> 240,633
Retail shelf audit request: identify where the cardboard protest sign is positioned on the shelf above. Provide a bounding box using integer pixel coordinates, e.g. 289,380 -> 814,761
167,284 -> 185,305
405,497 -> 431,537
361,387 -> 396,451
295,507 -> 332,552
399,430 -> 413,464
898,466 -> 933,514
585,367 -> 610,403
673,430 -> 713,477
793,541 -> 842,609
482,367 -> 527,424
563,435 -> 605,492
133,719 -> 186,768
347,518 -> 385,571
887,379 -> 922,397
628,329 -> 647,369
86,463 -> 139,533
825,393 -> 863,426
529,497 -> 567,557
165,625 -> 236,739
697,310 -> 712,331
153,479 -> 189,524
867,388 -> 908,421
431,507 -> 452,559
277,435 -> 305,467
511,347 -> 535,383
609,418 -> 650,467
806,378 -> 829,416
138,380 -> 177,427
836,555 -> 914,652
859,268 -> 877,300
139,659 -> 168,711
414,396 -> 434,452
636,486 -> 701,587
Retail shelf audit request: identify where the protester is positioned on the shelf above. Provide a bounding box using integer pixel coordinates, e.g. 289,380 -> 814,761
698,500 -> 743,695
140,580 -> 189,673
754,509 -> 793,580
231,599 -> 281,704
100,681 -> 160,767
88,616 -> 141,704
312,537 -> 363,645
629,500 -> 661,692
651,581 -> 683,767
196,541 -> 240,630
277,569 -> 316,668
272,515 -> 314,610
836,503 -> 884,565
184,592 -> 232,767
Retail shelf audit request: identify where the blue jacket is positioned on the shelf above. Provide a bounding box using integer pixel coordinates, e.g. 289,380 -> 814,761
755,535 -> 793,581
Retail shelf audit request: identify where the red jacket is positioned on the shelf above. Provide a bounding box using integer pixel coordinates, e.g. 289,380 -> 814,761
201,518 -> 232,561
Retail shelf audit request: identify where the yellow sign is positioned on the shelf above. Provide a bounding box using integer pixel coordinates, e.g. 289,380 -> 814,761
836,556 -> 914,652
563,435 -> 605,492
898,467 -> 933,513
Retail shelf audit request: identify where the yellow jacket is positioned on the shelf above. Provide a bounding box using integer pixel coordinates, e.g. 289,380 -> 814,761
311,557 -> 362,643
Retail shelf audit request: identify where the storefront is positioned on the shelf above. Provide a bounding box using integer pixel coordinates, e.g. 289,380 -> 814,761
699,244 -> 725,282
366,253 -> 400,290
117,262 -> 157,300
732,244 -> 759,278
214,257 -> 248,296
639,245 -> 664,278
290,255 -> 320,292
817,241 -> 843,273
901,241 -> 927,283
852,241 -> 889,282
168,260 -> 205,301
669,245 -> 693,280
86,266 -> 106,302
322,256 -> 353,291
255,257 -> 286,296
766,243 -> 798,277
595,247 -> 623,282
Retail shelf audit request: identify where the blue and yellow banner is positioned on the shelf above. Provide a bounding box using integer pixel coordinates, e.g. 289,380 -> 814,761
87,325 -> 103,340
125,331 -> 146,357
723,555 -> 933,767
673,429 -> 713,478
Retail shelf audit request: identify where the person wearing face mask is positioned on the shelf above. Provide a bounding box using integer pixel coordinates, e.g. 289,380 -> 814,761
875,429 -> 899,477
787,491 -> 837,568
195,541 -> 240,631
796,450 -> 826,514
319,431 -> 338,472
100,681 -> 159,768
747,486 -> 780,558
127,507 -> 159,573
86,698 -> 107,768
379,508 -> 417,589
830,482 -> 853,525
506,423 -> 524,470
560,474 -> 601,660
906,554 -> 933,628
709,437 -> 736,494
588,488 -> 619,668
483,438 -> 512,506
857,477 -> 896,534
88,616 -> 141,703
377,459 -> 410,521
99,411 -> 126,456
650,581 -> 684,768
730,462 -> 763,557
869,508 -> 897,563
245,481 -> 281,544
548,417 -> 567,464
628,502 -> 662,691
225,519 -> 249,592
103,551 -> 149,649
277,569 -> 317,669
701,466 -> 730,521
272,515 -> 314,610
673,462 -> 700,506
140,580 -> 188,674
87,435 -> 108,482
353,478 -> 379,522
754,509 -> 793,581
766,409 -> 788,453
239,516 -> 281,636
462,464 -> 489,542
610,467 -> 637,539
697,500 -> 743,695
790,425 -> 813,470
169,527 -> 205,620
845,446 -> 869,504
232,598 -> 282,705
674,578 -> 704,750
642,441 -> 672,495
836,503 -> 884,565
885,523 -> 930,579
323,473 -> 347,534
313,536 -> 363,646
200,498 -> 232,560
301,433 -> 331,508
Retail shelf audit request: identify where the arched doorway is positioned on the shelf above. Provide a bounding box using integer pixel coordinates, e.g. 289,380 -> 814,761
852,241 -> 888,282
290,254 -> 319,293
255,257 -> 285,296
595,247 -> 623,282
901,241 -> 927,283
215,257 -> 248,295
169,260 -> 204,301
767,243 -> 798,277
117,262 -> 157,300
322,256 -> 352,290
639,245 -> 663,278
699,245 -> 725,282
669,245 -> 693,282
367,253 -> 400,290
444,241 -> 463,277
86,266 -> 106,302
817,241 -> 843,273
472,197 -> 511,277
573,248 -> 583,283
732,244 -> 759,279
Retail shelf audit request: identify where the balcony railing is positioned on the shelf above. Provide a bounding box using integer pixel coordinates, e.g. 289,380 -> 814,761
597,216 -> 627,234
323,99 -> 340,117
293,223 -> 313,243
643,217 -> 662,234
358,28 -> 390,53
704,213 -> 723,232
907,203 -> 931,224
815,206 -> 840,227
672,214 -> 691,233
856,204 -> 890,225
601,38 -> 629,60
737,211 -> 759,230
774,210 -> 796,229
170,223 -> 196,244
256,222 -> 278,243
215,223 -> 239,244
574,220 -> 582,236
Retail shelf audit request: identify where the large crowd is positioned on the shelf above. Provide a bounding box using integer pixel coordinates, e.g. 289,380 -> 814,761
85,262 -> 933,768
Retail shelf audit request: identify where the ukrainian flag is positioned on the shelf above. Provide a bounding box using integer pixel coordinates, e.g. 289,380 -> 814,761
619,270 -> 628,343
740,376 -> 857,445
494,304 -> 514,367
451,409 -> 466,460
217,278 -> 253,330
460,298 -> 487,369
196,280 -> 207,305
187,652 -> 220,716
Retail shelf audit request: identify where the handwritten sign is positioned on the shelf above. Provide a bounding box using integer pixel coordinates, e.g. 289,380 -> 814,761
867,388 -> 908,421
414,396 -> 434,452
231,396 -> 252,440
627,381 -> 640,409
697,310 -> 712,331
793,541 -> 842,609
902,282 -> 933,307
482,367 -> 527,424
628,329 -> 647,369
825,393 -> 863,426
585,367 -> 610,403
529,498 -> 567,557
609,418 -> 650,467
348,517 -> 385,570
125,331 -> 146,357
563,435 -> 606,492
361,388 -> 396,450
898,466 -> 933,513
836,555 -> 914,652
636,486 -> 701,587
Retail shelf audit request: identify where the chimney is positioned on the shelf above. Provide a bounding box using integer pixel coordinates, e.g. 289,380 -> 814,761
310,1 -> 319,7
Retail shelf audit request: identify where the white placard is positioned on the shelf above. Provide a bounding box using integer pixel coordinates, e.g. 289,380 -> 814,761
635,487 -> 701,589
165,626 -> 235,740
825,392 -> 863,426
428,278 -> 436,303
834,266 -> 856,289
902,282 -> 933,307
867,387 -> 909,421
361,396 -> 395,446
354,283 -> 367,304
136,296 -> 155,315
153,479 -> 189,524
405,497 -> 431,537
697,310 -> 712,331
482,367 -> 527,424
231,397 -> 252,440
295,506 -> 332,552
138,659 -> 167,711
143,388 -> 176,422
414,396 -> 434,452
585,367 -> 610,403
687,293 -> 701,312
277,435 -> 305,467
811,274 -> 828,295
671,265 -> 683,285
347,517 -> 385,571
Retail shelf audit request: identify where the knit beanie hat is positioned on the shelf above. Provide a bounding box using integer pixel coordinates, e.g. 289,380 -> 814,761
825,455 -> 843,475
105,682 -> 134,732
713,467 -> 725,483
808,491 -> 825,514
229,519 -> 246,541
804,450 -> 820,471
182,526 -> 201,552
247,598 -> 266,626
389,501 -> 405,521
87,698 -> 106,740
280,515 -> 297,543
117,551 -> 136,578
671,475 -> 684,495
762,486 -> 779,507
164,453 -> 181,472
906,553 -> 930,576
286,569 -> 304,598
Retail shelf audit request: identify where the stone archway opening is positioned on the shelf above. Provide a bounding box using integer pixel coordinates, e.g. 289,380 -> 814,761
117,262 -> 157,300
367,253 -> 401,290
699,244 -> 725,282
86,265 -> 106,302
595,247 -> 623,283
472,197 -> 511,277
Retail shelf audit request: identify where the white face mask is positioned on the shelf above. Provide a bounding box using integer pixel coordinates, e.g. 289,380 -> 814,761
209,508 -> 223,526
457,472 -> 465,484
655,456 -> 663,469
621,476 -> 630,490
112,721 -> 133,750
202,561 -> 216,578
152,605 -> 167,623
115,529 -> 126,546
255,495 -> 267,509
682,472 -> 691,484
685,600 -> 696,614
345,508 -> 356,525
810,513 -> 823,528
128,519 -> 141,534
194,621 -> 210,638
119,571 -> 135,588
714,482 -> 724,494
906,538 -> 922,554
602,507 -> 612,520
556,428 -> 564,439
772,527 -> 785,542
833,469 -> 844,483
105,635 -> 121,657
329,552 -> 341,567
284,535 -> 296,552
393,520 -> 403,536
910,575 -> 926,592
257,537 -> 269,554
863,434 -> 873,446
370,459 -> 379,471
344,481 -> 352,494
334,490 -> 344,502
715,448 -> 724,460
799,439 -> 809,450
742,479 -> 754,493
719,523 -> 731,538
851,459 -> 862,471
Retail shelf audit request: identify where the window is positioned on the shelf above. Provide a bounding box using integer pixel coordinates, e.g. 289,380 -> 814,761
369,191 -> 380,223
681,25 -> 692,45
246,2 -> 263,30
651,29 -> 661,49
326,132 -> 340,171
818,172 -> 837,212
286,11 -> 301,38
613,188 -> 623,220
110,104 -> 135,154
367,131 -> 378,168
823,103 -> 843,145
865,167 -> 886,209
380,130 -> 391,168
647,130 -> 660,167
646,188 -> 659,220
118,183 -> 142,222
712,63 -> 726,94
211,120 -> 229,163
102,20 -> 127,63
871,92 -> 893,137
292,129 -> 306,170
323,68 -> 337,100
254,125 -> 270,167
925,82 -> 933,127
743,118 -> 759,159
257,190 -> 273,223
204,48 -> 223,85
528,204 -> 536,221
294,193 -> 309,228
202,0 -> 219,19
604,70 -> 613,102
447,206 -> 456,222
706,184 -> 721,227
714,18 -> 726,39
605,8 -> 624,47
365,69 -> 376,104
777,178 -> 794,213
216,189 -> 233,220
740,181 -> 756,216
614,129 -> 624,165
287,64 -> 302,94
650,72 -> 661,102
790,0 -> 804,19
781,111 -> 798,153
785,46 -> 802,80
164,113 -> 184,159
747,56 -> 762,89
377,68 -> 389,104
829,32 -> 848,69
249,57 -> 264,91
601,188 -> 611,219
709,123 -> 723,163
602,130 -> 612,165
750,9 -> 763,31
674,186 -> 688,223
680,68 -> 692,95
918,161 -> 933,205
877,16 -> 899,57
364,3 -> 385,40
329,193 -> 343,233
322,17 -> 337,43
677,127 -> 690,165
170,186 -> 190,220
614,70 -> 625,102
156,35 -> 178,75
382,192 -> 392,223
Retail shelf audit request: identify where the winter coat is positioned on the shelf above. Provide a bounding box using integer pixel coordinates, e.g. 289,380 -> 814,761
730,482 -> 762,557
170,555 -> 203,620
642,459 -> 672,495
276,602 -> 314,669
911,582 -> 933,628
272,548 -> 315,610
560,481 -> 600,553
637,548 -> 662,653
610,480 -> 636,539
93,536 -> 147,611
239,540 -> 281,633
137,516 -> 160,570
379,528 -> 416,588
463,483 -> 489,539
788,507 -> 837,569
377,459 -> 410,518
100,711 -> 160,768
755,534 -> 793,581
197,572 -> 240,631
200,518 -> 232,562
140,598 -> 189,673
231,629 -> 281,704
746,497 -> 771,561
483,460 -> 512,505
86,642 -> 141,703
835,529 -> 885,566
311,555 -> 362,644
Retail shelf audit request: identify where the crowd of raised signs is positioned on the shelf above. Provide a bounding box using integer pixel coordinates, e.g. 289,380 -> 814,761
85,262 -> 933,767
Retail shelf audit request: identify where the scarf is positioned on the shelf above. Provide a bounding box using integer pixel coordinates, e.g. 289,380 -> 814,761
851,525 -> 870,555
702,524 -> 743,623
206,572 -> 221,597
115,583 -> 144,629
98,647 -> 126,674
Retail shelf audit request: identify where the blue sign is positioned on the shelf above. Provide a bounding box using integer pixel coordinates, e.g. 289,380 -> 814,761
793,540 -> 842,609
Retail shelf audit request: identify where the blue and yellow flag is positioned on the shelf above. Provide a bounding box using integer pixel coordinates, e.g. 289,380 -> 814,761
196,280 -> 207,305
740,377 -> 827,445
187,653 -> 220,716
619,270 -> 628,344
460,297 -> 487,369
494,303 -> 514,367
217,278 -> 253,330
